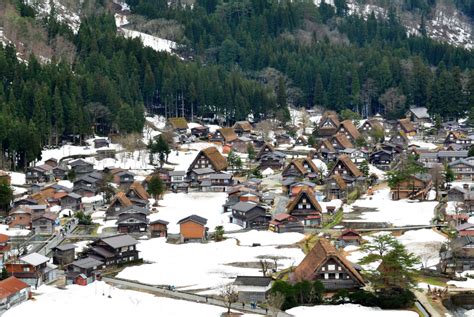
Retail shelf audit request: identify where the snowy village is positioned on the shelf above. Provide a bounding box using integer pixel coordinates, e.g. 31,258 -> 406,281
0,106 -> 472,317
0,0 -> 473,316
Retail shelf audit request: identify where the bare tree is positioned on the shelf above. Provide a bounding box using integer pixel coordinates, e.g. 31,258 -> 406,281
378,88 -> 407,117
429,163 -> 444,200
255,119 -> 279,142
299,108 -> 311,135
219,284 -> 239,315
267,292 -> 285,317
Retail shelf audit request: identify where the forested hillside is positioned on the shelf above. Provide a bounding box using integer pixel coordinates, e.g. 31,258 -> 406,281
126,0 -> 472,120
0,0 -> 473,171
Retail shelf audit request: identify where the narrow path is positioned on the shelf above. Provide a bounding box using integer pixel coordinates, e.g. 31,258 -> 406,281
103,276 -> 291,316
414,290 -> 441,317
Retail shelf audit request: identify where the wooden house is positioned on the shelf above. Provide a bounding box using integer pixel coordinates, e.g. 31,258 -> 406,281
233,276 -> 272,303
390,173 -> 432,200
188,147 -> 228,172
190,125 -> 210,138
6,253 -> 57,288
69,159 -> 94,176
447,186 -> 468,202
209,127 -> 238,144
269,214 -> 304,233
116,211 -> 148,234
408,107 -> 430,124
331,133 -> 354,151
292,238 -> 364,290
166,117 -> 188,134
258,152 -> 286,171
396,118 -> 416,136
229,202 -> 269,229
319,139 -> 336,161
318,113 -> 340,137
177,215 -> 208,243
86,235 -> 139,266
25,165 -> 54,184
106,192 -> 133,218
440,236 -> 474,273
126,181 -> 150,201
337,120 -> 360,142
114,171 -> 135,186
31,212 -> 57,235
282,158 -> 320,180
66,257 -> 104,286
325,175 -> 348,200
8,208 -> 32,229
369,150 -> 393,171
188,167 -> 215,186
60,192 -> 82,211
200,173 -> 234,192
328,155 -> 364,186
286,188 -> 322,226
93,138 -> 109,148
388,132 -> 409,147
448,159 -> 474,181
233,121 -> 253,136
358,119 -> 383,138
0,277 -> 30,310
149,219 -> 169,238
337,229 -> 362,247
52,244 -> 76,267
256,143 -> 274,160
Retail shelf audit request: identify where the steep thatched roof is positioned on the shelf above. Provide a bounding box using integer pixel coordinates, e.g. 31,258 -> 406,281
201,147 -> 228,171
168,117 -> 189,130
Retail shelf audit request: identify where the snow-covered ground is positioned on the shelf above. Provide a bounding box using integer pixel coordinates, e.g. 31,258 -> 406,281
149,192 -> 239,234
117,235 -> 304,291
227,230 -> 304,246
8,172 -> 25,186
286,303 -> 417,316
345,188 -> 437,226
408,140 -> 438,150
0,224 -> 30,237
120,28 -> 176,53
4,282 -> 256,317
397,229 -> 447,268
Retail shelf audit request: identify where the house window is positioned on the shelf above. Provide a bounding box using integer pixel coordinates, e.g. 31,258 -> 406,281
328,264 -> 336,271
328,273 -> 336,279
23,267 -> 30,272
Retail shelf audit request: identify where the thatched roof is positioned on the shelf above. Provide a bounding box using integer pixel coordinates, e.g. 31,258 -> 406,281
293,238 -> 364,286
256,143 -> 274,159
110,192 -> 133,208
233,121 -> 253,132
200,147 -> 228,171
286,187 -> 322,213
332,174 -> 347,190
339,120 -> 360,140
127,181 -> 150,201
320,139 -> 335,152
218,127 -> 238,142
398,118 -> 415,133
168,117 -> 189,130
333,155 -> 363,178
333,133 -> 354,149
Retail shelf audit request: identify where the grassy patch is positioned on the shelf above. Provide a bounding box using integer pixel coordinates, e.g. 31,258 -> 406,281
416,275 -> 448,287
323,209 -> 344,229
299,234 -> 318,254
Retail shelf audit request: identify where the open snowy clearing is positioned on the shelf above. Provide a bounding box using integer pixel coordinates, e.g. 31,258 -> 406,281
227,230 -> 305,246
4,282 -> 258,317
345,188 -> 437,226
117,235 -> 304,291
286,303 -> 417,316
149,192 -> 240,233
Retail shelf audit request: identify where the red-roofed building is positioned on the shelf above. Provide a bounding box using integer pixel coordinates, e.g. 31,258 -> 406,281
0,276 -> 30,310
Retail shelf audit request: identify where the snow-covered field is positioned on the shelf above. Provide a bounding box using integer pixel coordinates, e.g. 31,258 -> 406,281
117,232 -> 304,291
345,188 -> 437,226
4,282 -> 256,317
397,229 -> 447,268
227,230 -> 304,246
149,192 -> 240,233
120,28 -> 176,53
286,303 -> 417,316
0,224 -> 30,237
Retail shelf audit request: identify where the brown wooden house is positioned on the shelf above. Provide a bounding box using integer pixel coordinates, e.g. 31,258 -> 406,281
166,117 -> 188,134
282,158 -> 320,180
337,229 -> 362,247
256,143 -> 274,160
209,127 -> 238,144
328,155 -> 364,185
188,147 -> 228,172
337,120 -> 360,142
390,173 -> 432,200
292,238 -> 364,290
177,215 -> 208,243
233,121 -> 253,136
286,188 -> 322,226
396,118 -> 416,136
269,214 -> 304,233
149,219 -> 169,237
331,133 -> 354,151
106,192 -> 133,218
318,113 -> 340,137
126,181 -> 150,201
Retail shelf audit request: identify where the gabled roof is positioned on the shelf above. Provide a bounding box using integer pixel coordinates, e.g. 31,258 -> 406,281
233,276 -> 272,287
331,174 -> 347,190
0,277 -> 29,299
332,155 -> 363,178
362,119 -> 383,131
53,244 -> 76,251
168,117 -> 189,130
149,219 -> 169,225
69,159 -> 93,167
333,133 -> 354,149
320,139 -> 335,152
293,238 -> 364,285
100,234 -> 138,248
339,120 -> 360,140
286,188 -> 322,213
256,143 -> 274,159
398,118 -> 416,133
70,257 -> 103,269
409,107 -> 430,119
20,253 -> 49,266
217,127 -> 238,143
177,214 -> 207,226
319,113 -> 340,129
109,192 -> 133,208
231,201 -> 264,213
191,147 -> 228,172
233,121 -> 253,132
127,181 -> 150,201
